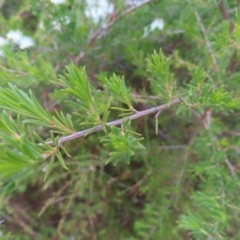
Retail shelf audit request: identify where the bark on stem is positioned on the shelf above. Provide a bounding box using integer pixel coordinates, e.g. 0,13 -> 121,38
46,98 -> 180,145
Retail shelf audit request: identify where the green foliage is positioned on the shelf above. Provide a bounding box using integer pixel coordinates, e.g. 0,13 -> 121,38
100,120 -> 145,165
102,74 -> 135,113
60,65 -> 104,126
178,191 -> 227,239
0,83 -> 74,133
147,50 -> 177,99
0,0 -> 240,239
0,48 -> 57,88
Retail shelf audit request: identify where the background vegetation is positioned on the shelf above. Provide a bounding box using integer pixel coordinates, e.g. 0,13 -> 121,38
0,0 -> 240,239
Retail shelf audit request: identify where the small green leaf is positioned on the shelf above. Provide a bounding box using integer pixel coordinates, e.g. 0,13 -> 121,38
43,156 -> 55,182
56,152 -> 68,170
155,117 -> 159,135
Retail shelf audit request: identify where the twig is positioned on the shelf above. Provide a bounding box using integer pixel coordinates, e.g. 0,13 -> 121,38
146,125 -> 199,240
14,206 -> 38,227
218,1 -> 234,32
148,118 -> 172,143
225,158 -> 236,177
218,2 -> 237,74
88,0 -> 154,45
120,173 -> 149,195
12,211 -> 38,238
187,0 -> 219,72
57,179 -> 83,233
38,178 -> 75,217
174,133 -> 196,198
53,0 -> 155,69
159,144 -> 186,150
105,173 -> 128,188
46,98 -> 180,145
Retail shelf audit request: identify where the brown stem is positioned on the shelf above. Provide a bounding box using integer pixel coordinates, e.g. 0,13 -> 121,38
46,98 -> 180,145
218,1 -> 234,32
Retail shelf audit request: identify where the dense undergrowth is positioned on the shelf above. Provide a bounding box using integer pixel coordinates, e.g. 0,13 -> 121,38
0,0 -> 240,239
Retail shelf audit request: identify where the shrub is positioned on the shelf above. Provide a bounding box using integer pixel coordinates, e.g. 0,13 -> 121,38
0,0 -> 240,239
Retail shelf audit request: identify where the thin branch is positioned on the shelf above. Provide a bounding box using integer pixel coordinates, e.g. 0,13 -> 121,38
218,2 -> 230,20
146,133 -> 196,240
194,11 -> 219,71
187,0 -> 219,72
218,2 -> 237,74
225,158 -> 236,177
60,0 -> 154,66
88,0 -> 154,45
57,179 -> 83,233
121,173 -> 149,195
46,98 -> 180,145
159,145 -> 186,150
73,0 -> 154,65
218,1 -> 234,32
12,211 -> 38,239
148,118 -> 172,143
174,133 -> 196,197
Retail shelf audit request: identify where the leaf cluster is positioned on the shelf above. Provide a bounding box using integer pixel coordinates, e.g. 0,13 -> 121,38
100,120 -> 145,165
